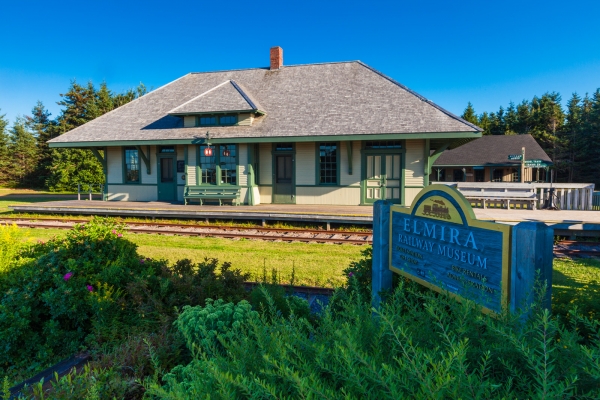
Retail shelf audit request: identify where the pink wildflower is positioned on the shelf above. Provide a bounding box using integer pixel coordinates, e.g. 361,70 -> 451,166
117,233 -> 123,237
63,272 -> 73,281
111,230 -> 116,234
86,285 -> 94,292
140,259 -> 145,263
348,272 -> 354,277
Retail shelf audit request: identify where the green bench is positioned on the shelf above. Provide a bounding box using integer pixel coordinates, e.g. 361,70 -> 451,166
184,186 -> 241,206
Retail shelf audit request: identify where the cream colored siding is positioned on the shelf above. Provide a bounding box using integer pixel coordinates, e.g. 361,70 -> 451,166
404,139 -> 424,187
238,144 -> 248,186
239,188 -> 249,204
238,113 -> 253,126
340,141 -> 361,186
295,142 -> 315,185
404,187 -> 422,205
295,187 -> 361,205
183,116 -> 195,127
187,145 -> 197,185
107,185 -> 157,201
258,143 -> 272,185
258,186 -> 272,203
106,147 -> 122,184
142,146 -> 157,184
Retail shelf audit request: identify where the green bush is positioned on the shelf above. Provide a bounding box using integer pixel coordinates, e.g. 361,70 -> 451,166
0,218 -> 251,386
145,280 -> 600,399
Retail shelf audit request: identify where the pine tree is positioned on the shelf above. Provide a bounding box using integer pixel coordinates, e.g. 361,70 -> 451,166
0,111 -> 10,186
461,102 -> 479,125
25,101 -> 54,187
478,112 -> 491,135
530,93 -> 564,162
557,93 -> 582,182
8,117 -> 38,186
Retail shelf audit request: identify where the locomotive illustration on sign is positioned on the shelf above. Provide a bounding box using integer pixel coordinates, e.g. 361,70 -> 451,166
422,199 -> 451,220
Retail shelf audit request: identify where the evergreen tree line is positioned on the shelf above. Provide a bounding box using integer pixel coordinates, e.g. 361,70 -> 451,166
461,89 -> 600,185
0,81 -> 146,191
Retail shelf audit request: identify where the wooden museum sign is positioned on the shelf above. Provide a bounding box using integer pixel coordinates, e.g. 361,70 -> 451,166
372,184 -> 553,315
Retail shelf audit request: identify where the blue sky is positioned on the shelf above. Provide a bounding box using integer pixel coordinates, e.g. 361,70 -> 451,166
1,0 -> 599,125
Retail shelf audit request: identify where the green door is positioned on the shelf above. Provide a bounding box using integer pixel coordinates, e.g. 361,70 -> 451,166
363,153 -> 402,204
158,155 -> 177,202
273,154 -> 295,204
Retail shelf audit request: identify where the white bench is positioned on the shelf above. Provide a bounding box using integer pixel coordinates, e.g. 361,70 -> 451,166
459,188 -> 537,210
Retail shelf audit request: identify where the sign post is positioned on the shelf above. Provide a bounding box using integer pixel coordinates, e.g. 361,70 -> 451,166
372,185 -> 553,316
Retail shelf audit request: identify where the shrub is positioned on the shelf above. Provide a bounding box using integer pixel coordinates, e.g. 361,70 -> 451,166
145,280 -> 600,399
0,223 -> 32,273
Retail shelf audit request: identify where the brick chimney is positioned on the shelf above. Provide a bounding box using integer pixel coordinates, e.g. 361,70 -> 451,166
270,46 -> 283,70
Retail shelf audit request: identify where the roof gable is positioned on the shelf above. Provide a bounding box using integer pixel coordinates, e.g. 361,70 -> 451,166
168,80 -> 261,115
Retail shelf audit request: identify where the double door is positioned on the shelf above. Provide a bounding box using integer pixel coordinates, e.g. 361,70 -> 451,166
363,153 -> 401,204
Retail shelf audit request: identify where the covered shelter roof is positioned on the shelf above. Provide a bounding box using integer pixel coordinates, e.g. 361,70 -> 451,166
433,134 -> 552,167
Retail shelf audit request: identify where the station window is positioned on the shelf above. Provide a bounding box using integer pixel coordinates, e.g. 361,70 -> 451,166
319,142 -> 338,185
124,147 -> 140,183
275,143 -> 293,151
198,144 -> 237,185
197,115 -> 238,126
365,140 -> 402,149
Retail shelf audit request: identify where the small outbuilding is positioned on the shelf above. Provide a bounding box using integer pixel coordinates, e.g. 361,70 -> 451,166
48,47 -> 481,206
432,134 -> 552,183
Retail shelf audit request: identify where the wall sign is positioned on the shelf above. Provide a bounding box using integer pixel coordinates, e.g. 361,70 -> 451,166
389,185 -> 511,314
177,160 -> 185,173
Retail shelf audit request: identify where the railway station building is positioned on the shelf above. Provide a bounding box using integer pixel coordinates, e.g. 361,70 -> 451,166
431,134 -> 552,183
48,47 -> 482,206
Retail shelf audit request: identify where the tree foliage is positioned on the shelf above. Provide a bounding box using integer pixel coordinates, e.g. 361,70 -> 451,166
464,89 -> 600,185
0,81 -> 146,190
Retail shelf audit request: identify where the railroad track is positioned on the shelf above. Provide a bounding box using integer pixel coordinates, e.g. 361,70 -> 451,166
0,218 -> 372,245
553,241 -> 600,258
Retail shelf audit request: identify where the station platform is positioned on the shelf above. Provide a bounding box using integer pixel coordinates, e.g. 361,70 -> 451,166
7,200 -> 600,236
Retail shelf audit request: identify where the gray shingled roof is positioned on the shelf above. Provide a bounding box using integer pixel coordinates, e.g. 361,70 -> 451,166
168,80 -> 261,115
433,134 -> 552,166
49,61 -> 481,145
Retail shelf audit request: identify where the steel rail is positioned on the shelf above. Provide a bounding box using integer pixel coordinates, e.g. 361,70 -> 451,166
0,217 -> 372,236
3,219 -> 372,245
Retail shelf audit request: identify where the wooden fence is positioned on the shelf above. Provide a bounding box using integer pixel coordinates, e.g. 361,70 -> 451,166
453,182 -> 596,211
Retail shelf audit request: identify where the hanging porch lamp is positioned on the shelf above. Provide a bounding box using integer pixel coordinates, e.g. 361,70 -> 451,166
204,131 -> 213,156
222,145 -> 230,157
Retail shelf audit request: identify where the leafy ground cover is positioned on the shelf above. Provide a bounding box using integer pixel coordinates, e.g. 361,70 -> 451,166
1,220 -> 599,398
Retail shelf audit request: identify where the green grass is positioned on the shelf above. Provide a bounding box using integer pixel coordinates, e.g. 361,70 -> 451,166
553,257 -> 600,319
13,224 -> 600,291
14,227 -> 363,287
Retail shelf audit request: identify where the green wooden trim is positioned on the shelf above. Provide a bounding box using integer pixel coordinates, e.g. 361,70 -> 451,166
314,141 -> 341,186
423,139 -> 430,187
48,131 -> 482,148
90,148 -> 106,169
107,183 -> 157,186
346,141 -> 353,175
121,147 -> 140,184
135,145 -> 151,174
401,147 -> 406,205
184,145 -> 188,185
295,185 -> 361,188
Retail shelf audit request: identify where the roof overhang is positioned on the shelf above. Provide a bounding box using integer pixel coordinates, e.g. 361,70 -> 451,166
48,131 -> 481,148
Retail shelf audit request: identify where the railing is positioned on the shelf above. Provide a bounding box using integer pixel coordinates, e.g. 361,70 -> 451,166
77,183 -> 106,201
593,192 -> 600,211
453,182 -> 596,211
